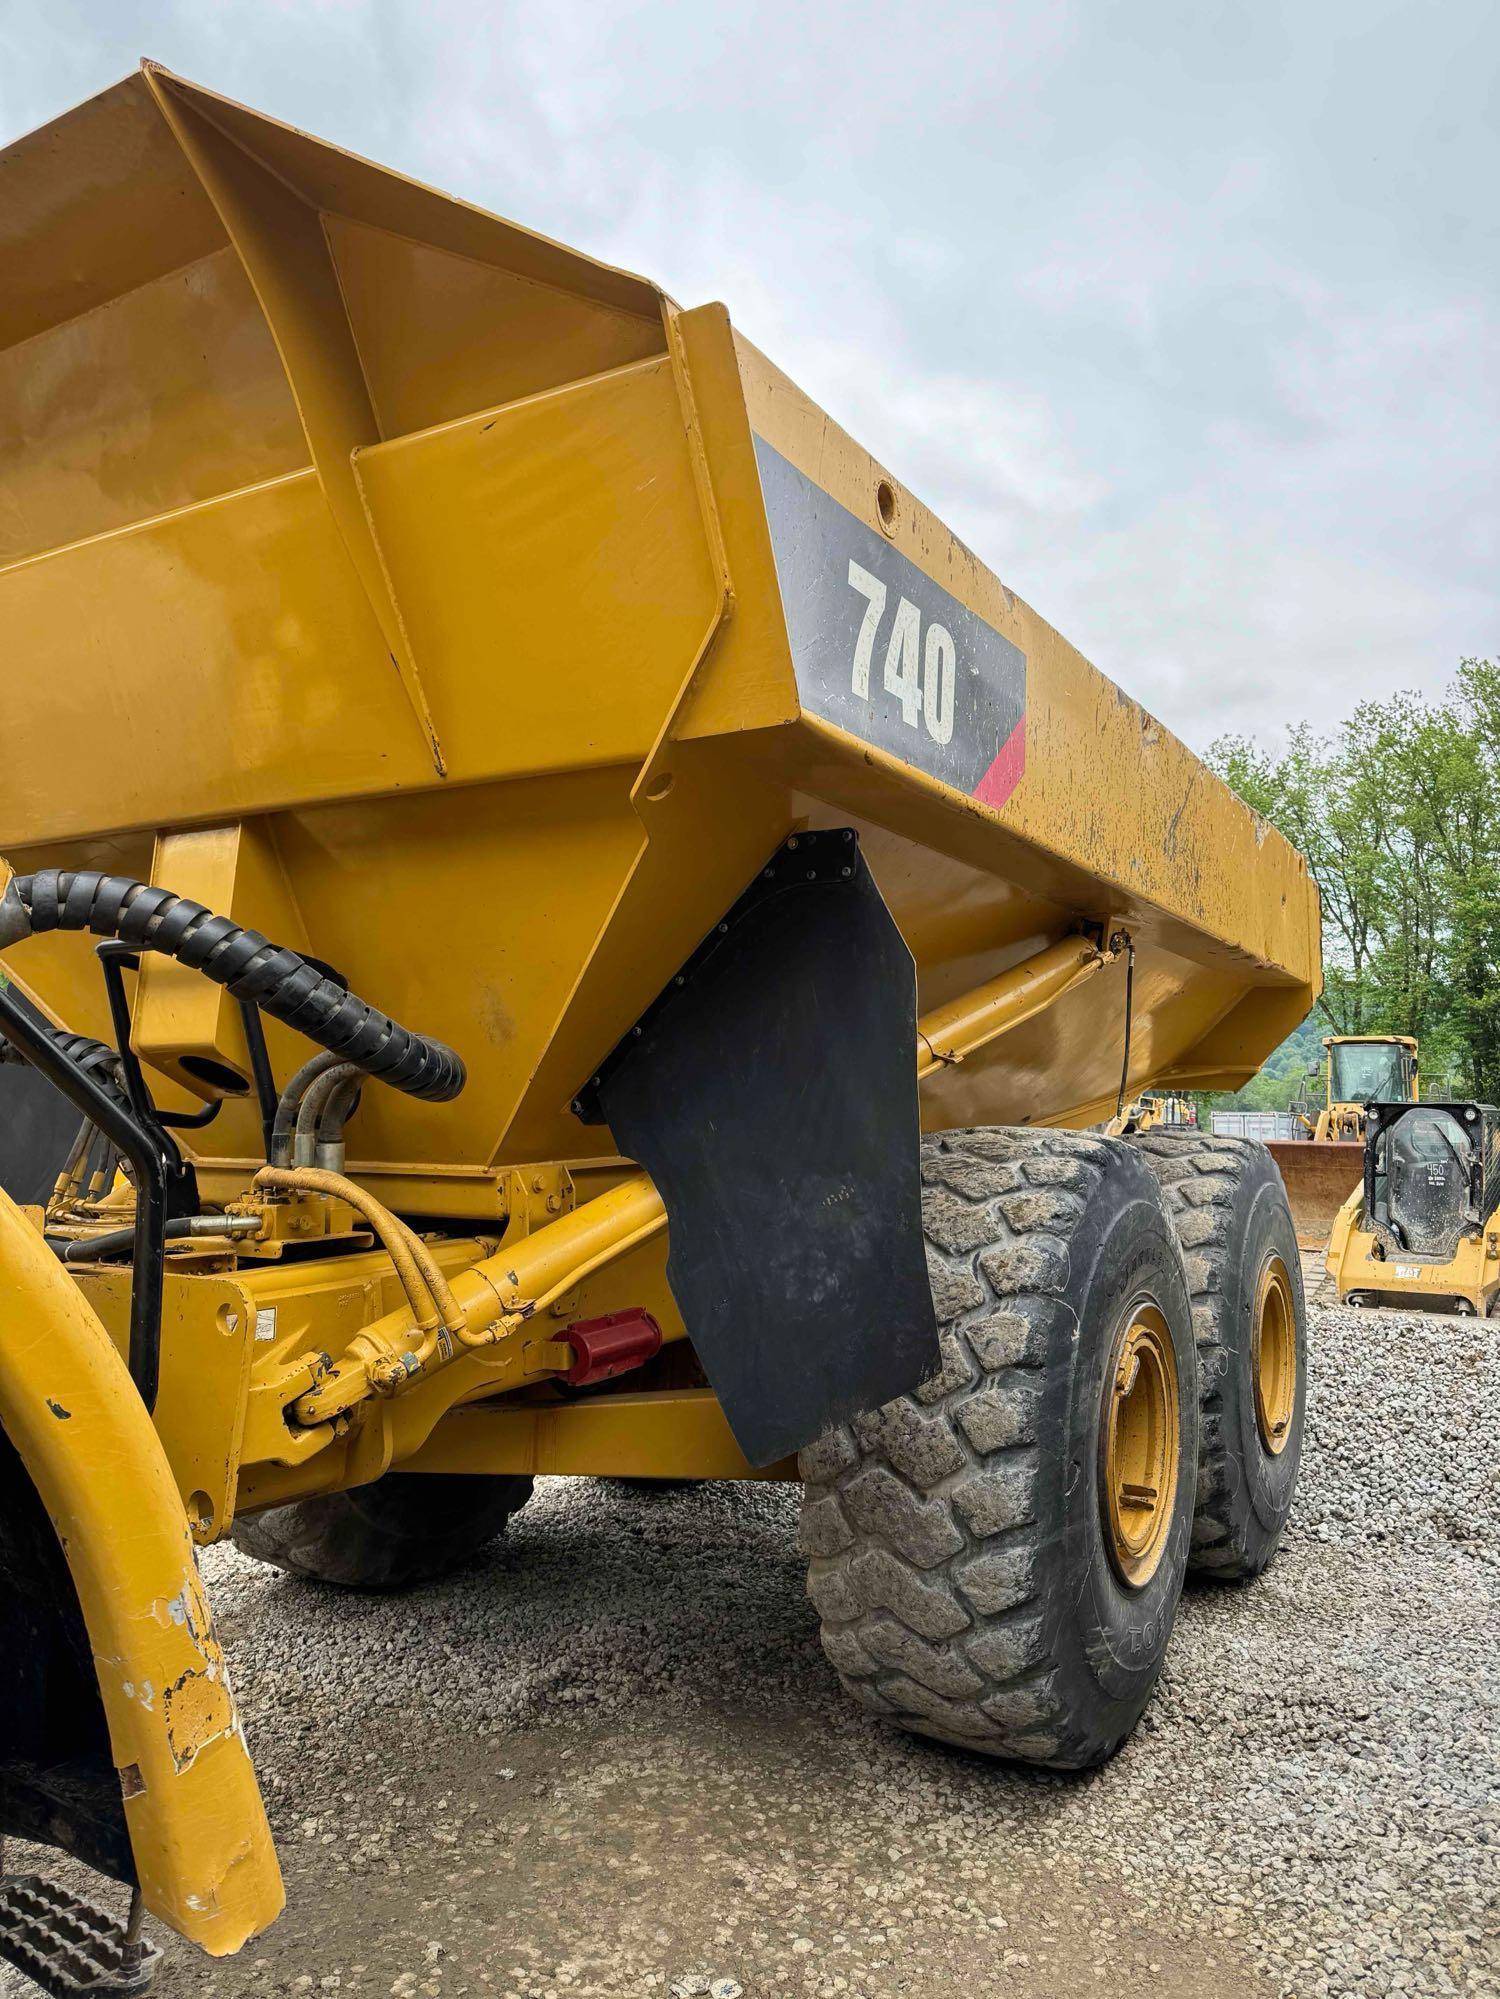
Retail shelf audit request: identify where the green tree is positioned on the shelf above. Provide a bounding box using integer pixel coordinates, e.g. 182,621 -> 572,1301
1213,723 -> 1384,1034
1208,659 -> 1500,1102
1404,660 -> 1500,1099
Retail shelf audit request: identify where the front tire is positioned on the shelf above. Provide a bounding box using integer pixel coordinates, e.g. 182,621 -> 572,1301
230,1472 -> 534,1590
800,1127 -> 1199,1769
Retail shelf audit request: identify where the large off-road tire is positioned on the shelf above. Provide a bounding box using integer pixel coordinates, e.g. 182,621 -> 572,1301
799,1127 -> 1199,1769
1125,1130 -> 1306,1580
230,1472 -> 533,1590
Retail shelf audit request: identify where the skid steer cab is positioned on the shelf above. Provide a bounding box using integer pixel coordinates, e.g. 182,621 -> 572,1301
1328,1100 -> 1500,1316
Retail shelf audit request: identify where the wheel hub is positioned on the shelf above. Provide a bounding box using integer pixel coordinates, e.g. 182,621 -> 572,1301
1252,1254 -> 1296,1454
1102,1304 -> 1180,1589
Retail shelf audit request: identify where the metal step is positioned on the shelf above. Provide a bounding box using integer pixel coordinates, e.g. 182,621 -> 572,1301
0,1874 -> 160,1996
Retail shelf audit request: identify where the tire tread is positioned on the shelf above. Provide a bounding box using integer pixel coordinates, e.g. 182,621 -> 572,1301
230,1472 -> 533,1591
1126,1129 -> 1303,1577
800,1126 -> 1189,1767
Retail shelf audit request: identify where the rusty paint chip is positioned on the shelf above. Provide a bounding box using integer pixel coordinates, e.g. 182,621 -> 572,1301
164,1664 -> 235,1773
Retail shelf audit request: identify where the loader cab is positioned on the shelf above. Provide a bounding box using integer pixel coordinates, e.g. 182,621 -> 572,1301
1363,1101 -> 1500,1263
1325,1035 -> 1418,1114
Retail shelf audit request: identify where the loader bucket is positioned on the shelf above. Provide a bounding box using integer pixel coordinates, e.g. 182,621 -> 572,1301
1266,1140 -> 1363,1249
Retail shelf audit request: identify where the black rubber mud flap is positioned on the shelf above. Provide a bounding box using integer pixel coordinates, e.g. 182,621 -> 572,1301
575,829 -> 939,1468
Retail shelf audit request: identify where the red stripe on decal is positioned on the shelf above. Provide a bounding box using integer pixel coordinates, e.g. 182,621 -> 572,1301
972,716 -> 1026,811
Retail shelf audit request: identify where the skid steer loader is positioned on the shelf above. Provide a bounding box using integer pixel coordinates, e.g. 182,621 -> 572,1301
1328,1100 -> 1500,1315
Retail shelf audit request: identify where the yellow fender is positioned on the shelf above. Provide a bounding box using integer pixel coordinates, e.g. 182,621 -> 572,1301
0,1190 -> 282,1953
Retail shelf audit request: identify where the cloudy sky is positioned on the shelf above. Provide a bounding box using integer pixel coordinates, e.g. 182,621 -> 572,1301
2,1 -> 1495,751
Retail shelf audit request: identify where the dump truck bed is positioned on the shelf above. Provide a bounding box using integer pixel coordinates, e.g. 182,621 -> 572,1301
0,67 -> 1320,1212
0,73 -> 1324,1957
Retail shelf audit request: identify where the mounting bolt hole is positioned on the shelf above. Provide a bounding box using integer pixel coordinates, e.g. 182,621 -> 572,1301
875,479 -> 898,535
644,771 -> 674,802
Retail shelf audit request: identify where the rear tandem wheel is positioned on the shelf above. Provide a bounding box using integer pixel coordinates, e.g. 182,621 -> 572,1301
1124,1130 -> 1307,1580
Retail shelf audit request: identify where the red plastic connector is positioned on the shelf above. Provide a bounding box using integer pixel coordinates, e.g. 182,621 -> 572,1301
560,1309 -> 663,1387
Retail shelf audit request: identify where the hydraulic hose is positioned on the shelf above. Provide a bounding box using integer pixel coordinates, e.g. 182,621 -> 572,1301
0,979 -> 189,1409
270,1050 -> 346,1167
0,1002 -> 131,1109
314,1072 -> 365,1167
293,1060 -> 364,1166
0,870 -> 464,1103
62,1213 -> 264,1262
252,1165 -> 466,1350
49,1116 -> 95,1208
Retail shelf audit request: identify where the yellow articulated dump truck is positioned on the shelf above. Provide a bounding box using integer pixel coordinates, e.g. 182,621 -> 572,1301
1107,1092 -> 1198,1136
1268,1033 -> 1419,1247
0,67 -> 1321,1993
1327,1100 -> 1500,1315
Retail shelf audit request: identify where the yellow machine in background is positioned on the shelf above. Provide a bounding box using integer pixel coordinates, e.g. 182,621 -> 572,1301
1269,1033 -> 1418,1246
1327,1099 -> 1500,1315
1107,1092 -> 1197,1136
1310,1035 -> 1419,1142
0,67 -> 1321,1993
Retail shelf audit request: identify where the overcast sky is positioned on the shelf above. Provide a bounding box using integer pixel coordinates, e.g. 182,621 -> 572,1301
2,1 -> 1495,752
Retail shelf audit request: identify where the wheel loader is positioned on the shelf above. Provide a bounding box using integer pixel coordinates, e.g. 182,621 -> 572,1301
1267,1033 -> 1418,1247
1327,1099 -> 1500,1315
0,67 -> 1321,1993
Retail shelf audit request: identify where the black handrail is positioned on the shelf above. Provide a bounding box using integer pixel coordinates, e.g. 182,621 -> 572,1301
92,943 -> 222,1133
0,982 -> 193,1410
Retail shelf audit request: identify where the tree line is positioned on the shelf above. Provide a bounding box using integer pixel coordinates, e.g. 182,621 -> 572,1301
1209,658 -> 1500,1106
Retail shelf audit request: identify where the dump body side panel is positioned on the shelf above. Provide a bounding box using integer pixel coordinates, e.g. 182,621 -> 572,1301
728,328 -> 1319,985
0,68 -> 1319,1209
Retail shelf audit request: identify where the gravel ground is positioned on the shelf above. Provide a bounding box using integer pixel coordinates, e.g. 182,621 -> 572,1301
4,1292 -> 1496,1999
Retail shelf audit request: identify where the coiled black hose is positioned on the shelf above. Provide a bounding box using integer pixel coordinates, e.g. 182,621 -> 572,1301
0,1008 -> 130,1105
0,870 -> 465,1103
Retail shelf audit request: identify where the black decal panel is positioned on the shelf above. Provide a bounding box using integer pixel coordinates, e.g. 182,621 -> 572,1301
754,436 -> 1027,808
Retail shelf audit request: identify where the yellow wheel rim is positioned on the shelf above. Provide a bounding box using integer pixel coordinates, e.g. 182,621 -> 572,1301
1252,1254 -> 1297,1455
1102,1304 -> 1180,1590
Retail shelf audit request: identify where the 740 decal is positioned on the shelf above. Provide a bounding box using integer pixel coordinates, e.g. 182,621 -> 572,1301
846,561 -> 955,747
753,435 -> 1026,807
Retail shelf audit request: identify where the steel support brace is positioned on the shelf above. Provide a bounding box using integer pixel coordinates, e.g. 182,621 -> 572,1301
915,929 -> 1117,1079
400,1388 -> 797,1482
